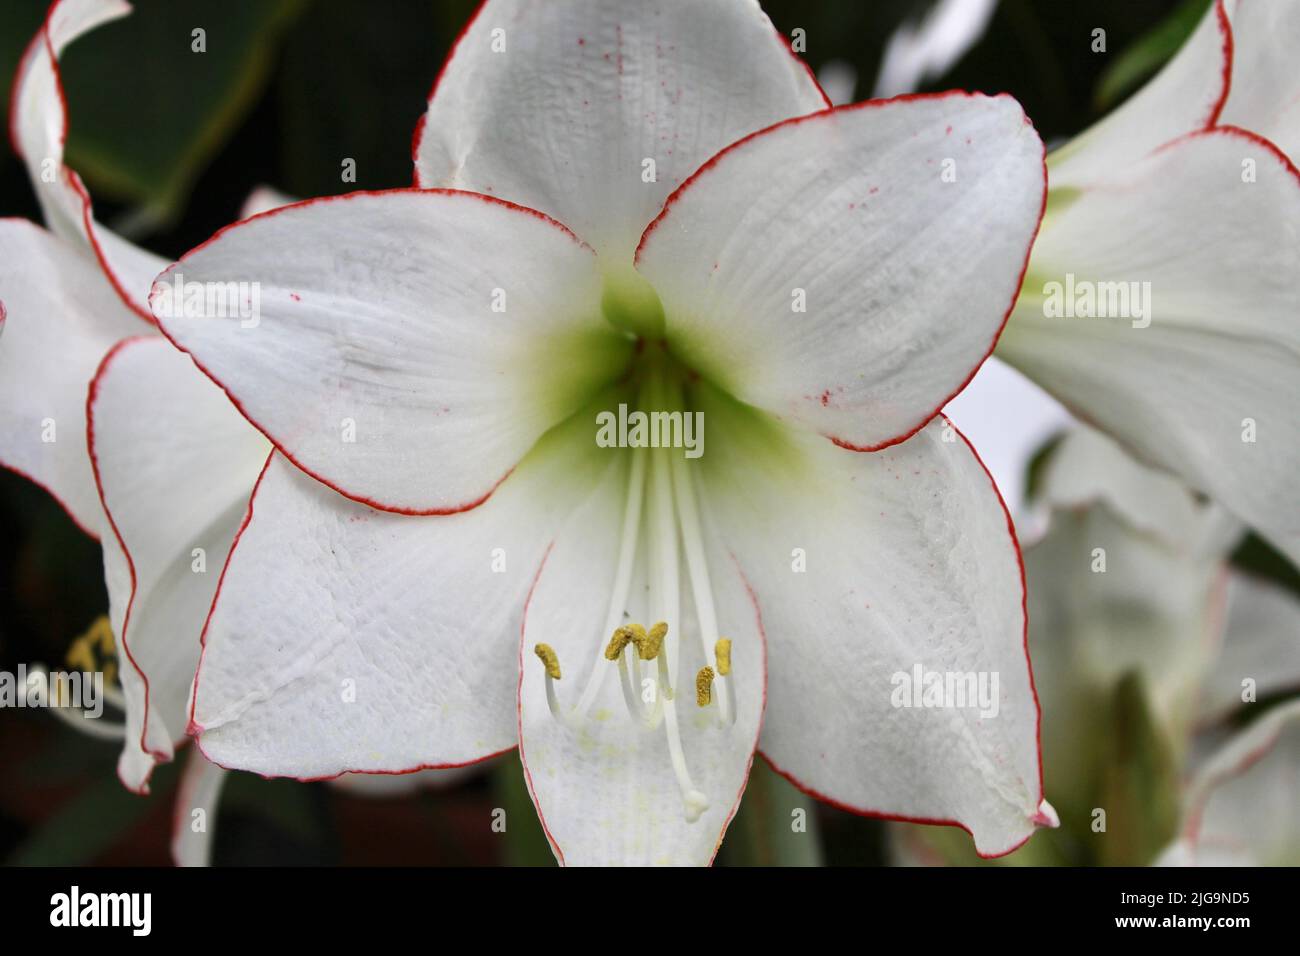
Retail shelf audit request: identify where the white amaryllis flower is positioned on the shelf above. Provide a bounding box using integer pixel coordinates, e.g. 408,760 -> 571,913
0,0 -> 270,808
996,0 -> 1300,565
147,0 -> 1055,864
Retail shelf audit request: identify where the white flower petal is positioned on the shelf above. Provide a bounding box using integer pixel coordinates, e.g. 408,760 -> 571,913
998,129 -> 1300,566
88,336 -> 270,792
1218,0 -> 1300,162
636,93 -> 1045,452
330,766 -> 478,797
518,466 -> 765,866
1161,699 -> 1300,866
1047,0 -> 1231,190
415,0 -> 828,265
170,749 -> 229,867
1040,427 -> 1242,555
154,189 -> 632,514
1026,451 -> 1229,805
692,390 -> 1045,857
1199,574 -> 1300,725
10,0 -> 165,318
0,219 -> 140,534
192,399 -> 626,780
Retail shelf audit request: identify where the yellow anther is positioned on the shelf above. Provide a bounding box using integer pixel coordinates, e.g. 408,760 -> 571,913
714,638 -> 731,676
66,615 -> 117,686
639,622 -> 667,661
696,666 -> 715,707
534,643 -> 562,680
604,625 -> 636,661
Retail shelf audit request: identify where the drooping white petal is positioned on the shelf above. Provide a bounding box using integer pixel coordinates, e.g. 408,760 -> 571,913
636,93 -> 1045,453
998,129 -> 1300,566
170,748 -> 229,867
518,457 -> 765,866
1199,574 -> 1300,725
691,386 -> 1046,857
1217,0 -> 1300,162
0,219 -> 141,534
88,336 -> 270,792
154,189 -> 632,515
10,0 -> 165,318
191,395 -> 628,779
1025,430 -> 1234,808
414,0 -> 828,266
1158,699 -> 1300,866
1047,0 -> 1230,190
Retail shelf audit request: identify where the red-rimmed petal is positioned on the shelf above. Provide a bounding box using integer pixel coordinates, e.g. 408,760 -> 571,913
189,391 -> 630,781
517,494 -> 766,866
10,0 -> 164,322
87,336 -> 270,793
0,218 -> 141,536
636,92 -> 1045,454
152,188 -> 633,516
1217,0 -> 1300,162
691,388 -> 1048,858
999,127 -> 1300,568
1157,698 -> 1300,866
414,0 -> 829,266
1047,0 -> 1232,189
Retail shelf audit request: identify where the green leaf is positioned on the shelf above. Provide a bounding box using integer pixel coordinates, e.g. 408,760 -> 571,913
1094,672 -> 1181,866
719,759 -> 823,866
58,0 -> 306,223
7,760 -> 179,866
1093,0 -> 1212,111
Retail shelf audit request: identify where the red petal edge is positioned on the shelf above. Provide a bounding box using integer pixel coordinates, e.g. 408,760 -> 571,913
9,0 -> 155,325
185,447 -> 516,784
759,415 -> 1045,861
408,0 -> 830,187
633,91 -> 1049,457
151,187 -> 591,518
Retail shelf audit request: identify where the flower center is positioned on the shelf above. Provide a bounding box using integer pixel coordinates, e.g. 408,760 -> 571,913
531,359 -> 737,823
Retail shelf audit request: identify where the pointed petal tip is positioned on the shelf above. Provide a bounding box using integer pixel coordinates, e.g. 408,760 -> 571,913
1032,800 -> 1060,829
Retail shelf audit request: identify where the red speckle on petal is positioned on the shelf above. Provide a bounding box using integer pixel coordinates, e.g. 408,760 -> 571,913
945,125 -> 953,135
289,293 -> 301,302
577,37 -> 585,46
869,186 -> 879,195
819,389 -> 831,407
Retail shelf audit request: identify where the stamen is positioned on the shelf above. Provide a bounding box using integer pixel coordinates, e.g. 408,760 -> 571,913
534,643 -> 562,680
639,621 -> 667,660
534,645 -> 584,730
696,666 -> 715,707
29,663 -> 127,741
714,638 -> 731,676
604,626 -> 636,661
668,437 -> 732,724
648,435 -> 709,821
573,443 -> 649,716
